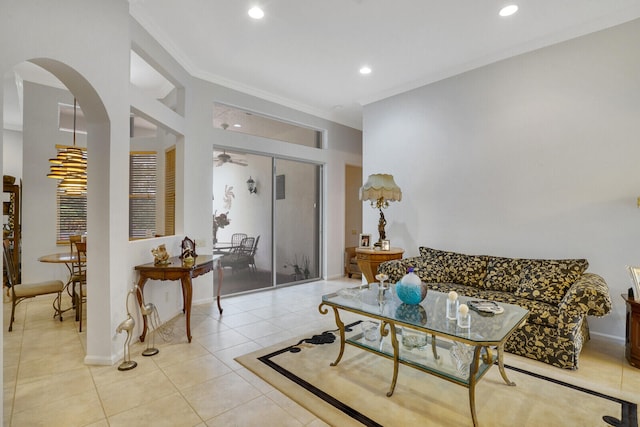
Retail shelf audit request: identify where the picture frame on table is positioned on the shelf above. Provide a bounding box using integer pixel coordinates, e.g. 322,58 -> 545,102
359,233 -> 371,248
381,240 -> 390,251
626,265 -> 640,299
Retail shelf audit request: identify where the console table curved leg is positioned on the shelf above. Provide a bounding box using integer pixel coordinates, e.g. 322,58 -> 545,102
136,277 -> 149,342
216,261 -> 223,314
180,276 -> 193,343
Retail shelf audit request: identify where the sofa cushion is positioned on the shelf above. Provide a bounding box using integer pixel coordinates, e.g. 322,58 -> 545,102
514,259 -> 589,304
419,247 -> 487,287
480,257 -> 524,293
415,247 -> 448,282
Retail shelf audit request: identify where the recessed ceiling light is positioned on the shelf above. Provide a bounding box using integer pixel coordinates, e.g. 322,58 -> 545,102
359,66 -> 372,75
499,4 -> 518,17
248,6 -> 264,19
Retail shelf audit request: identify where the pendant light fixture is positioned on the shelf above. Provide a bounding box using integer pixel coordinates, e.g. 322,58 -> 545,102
47,98 -> 87,194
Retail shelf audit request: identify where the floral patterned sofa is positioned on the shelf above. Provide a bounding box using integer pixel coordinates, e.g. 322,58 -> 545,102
378,246 -> 612,369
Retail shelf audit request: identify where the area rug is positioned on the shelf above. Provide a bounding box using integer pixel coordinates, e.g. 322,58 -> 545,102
236,323 -> 637,427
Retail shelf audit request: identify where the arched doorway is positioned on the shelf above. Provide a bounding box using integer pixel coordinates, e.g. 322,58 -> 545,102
2,59 -> 112,362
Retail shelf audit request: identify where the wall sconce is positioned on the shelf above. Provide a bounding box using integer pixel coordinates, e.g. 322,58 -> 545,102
247,176 -> 257,194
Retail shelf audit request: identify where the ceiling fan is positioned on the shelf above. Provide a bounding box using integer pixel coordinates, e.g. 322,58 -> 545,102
214,150 -> 248,167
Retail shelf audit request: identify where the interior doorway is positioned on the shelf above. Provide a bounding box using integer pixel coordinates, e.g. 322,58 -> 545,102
345,165 -> 363,248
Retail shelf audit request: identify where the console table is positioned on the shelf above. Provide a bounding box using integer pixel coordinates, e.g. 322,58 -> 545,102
135,255 -> 222,343
623,295 -> 640,368
355,247 -> 404,283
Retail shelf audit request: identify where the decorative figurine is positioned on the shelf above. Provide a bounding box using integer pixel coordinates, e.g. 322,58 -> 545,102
136,285 -> 160,356
116,288 -> 137,371
151,244 -> 170,265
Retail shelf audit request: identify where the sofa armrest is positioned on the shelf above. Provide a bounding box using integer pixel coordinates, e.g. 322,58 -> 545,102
558,272 -> 612,318
378,256 -> 422,282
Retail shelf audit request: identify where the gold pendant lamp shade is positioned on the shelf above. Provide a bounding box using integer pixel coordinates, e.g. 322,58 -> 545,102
47,98 -> 87,194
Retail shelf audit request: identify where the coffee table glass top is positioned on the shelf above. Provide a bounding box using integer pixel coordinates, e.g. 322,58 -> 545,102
323,285 -> 529,345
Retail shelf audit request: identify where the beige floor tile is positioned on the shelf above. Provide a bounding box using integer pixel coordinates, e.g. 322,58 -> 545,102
248,305 -> 294,320
97,369 -> 178,416
17,347 -> 87,383
161,353 -> 231,390
89,350 -> 160,389
305,418 -> 331,427
213,340 -> 263,370
267,388 -> 319,425
234,319 -> 284,340
149,340 -> 211,368
196,329 -> 252,353
182,371 -> 262,420
11,386 -> 105,427
219,311 -> 264,328
108,392 -> 202,427
12,366 -> 95,414
190,315 -> 230,337
235,367 -> 276,394
82,419 -> 110,427
205,395 -> 304,427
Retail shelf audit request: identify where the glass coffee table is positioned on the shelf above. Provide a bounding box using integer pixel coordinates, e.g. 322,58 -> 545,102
319,285 -> 529,427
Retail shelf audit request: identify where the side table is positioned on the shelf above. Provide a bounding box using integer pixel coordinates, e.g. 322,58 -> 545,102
623,294 -> 640,368
356,247 -> 404,284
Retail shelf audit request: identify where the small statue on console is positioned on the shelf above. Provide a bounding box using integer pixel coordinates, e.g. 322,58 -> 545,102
151,244 -> 170,265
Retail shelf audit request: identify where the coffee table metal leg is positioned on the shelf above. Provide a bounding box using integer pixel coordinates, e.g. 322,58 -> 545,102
497,345 -> 516,386
431,334 -> 440,360
468,345 -> 483,427
385,321 -> 400,397
319,303 -> 346,366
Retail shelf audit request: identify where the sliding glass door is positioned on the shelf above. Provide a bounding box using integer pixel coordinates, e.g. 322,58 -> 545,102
213,150 -> 321,294
274,159 -> 321,285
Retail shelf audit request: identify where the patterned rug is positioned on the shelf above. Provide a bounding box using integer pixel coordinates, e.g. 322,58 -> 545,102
236,323 -> 637,427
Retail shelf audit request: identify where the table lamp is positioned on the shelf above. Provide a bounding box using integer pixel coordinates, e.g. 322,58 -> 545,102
359,174 -> 402,246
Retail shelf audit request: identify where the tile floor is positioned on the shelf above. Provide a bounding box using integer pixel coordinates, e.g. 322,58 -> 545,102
3,278 -> 639,426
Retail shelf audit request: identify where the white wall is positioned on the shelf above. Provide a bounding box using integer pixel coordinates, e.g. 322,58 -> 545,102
1,0 -> 362,371
363,19 -> 640,340
2,129 -> 22,180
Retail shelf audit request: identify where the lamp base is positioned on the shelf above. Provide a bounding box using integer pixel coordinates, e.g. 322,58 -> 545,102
377,208 -> 387,244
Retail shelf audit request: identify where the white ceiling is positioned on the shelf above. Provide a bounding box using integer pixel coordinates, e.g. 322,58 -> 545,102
129,0 -> 640,130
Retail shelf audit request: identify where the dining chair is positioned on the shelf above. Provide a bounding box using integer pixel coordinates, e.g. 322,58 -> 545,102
72,240 -> 88,332
230,233 -> 247,250
248,235 -> 260,273
3,239 -> 64,332
221,236 -> 255,274
67,235 -> 83,298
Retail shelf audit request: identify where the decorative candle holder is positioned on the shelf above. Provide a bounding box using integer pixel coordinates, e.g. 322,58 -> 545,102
446,291 -> 459,320
457,303 -> 471,329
